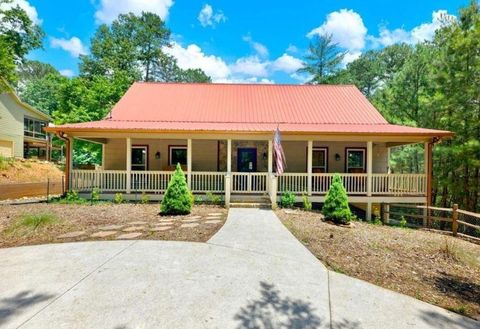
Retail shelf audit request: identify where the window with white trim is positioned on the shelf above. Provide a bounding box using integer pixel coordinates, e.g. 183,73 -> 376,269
346,148 -> 366,173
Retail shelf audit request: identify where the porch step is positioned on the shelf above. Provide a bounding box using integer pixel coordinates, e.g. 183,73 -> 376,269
229,202 -> 272,209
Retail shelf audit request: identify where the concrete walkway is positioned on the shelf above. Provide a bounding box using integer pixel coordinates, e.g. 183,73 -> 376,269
0,208 -> 477,329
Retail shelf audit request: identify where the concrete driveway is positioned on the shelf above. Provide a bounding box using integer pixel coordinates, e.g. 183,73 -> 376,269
0,208 -> 477,329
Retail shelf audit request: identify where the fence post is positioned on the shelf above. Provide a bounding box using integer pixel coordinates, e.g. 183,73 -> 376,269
46,178 -> 50,203
452,203 -> 458,236
224,174 -> 231,208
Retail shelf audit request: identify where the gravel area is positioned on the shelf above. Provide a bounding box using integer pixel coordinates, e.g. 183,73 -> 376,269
276,208 -> 480,320
0,203 -> 227,248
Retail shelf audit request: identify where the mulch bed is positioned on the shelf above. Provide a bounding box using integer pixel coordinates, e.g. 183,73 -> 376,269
276,208 -> 480,321
0,203 -> 227,248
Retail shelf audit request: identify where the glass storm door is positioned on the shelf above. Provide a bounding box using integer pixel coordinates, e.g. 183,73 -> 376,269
131,146 -> 147,171
237,148 -> 257,172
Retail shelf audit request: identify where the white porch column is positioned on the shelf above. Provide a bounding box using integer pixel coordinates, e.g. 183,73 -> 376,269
366,141 -> 373,221
101,144 -> 106,170
423,141 -> 430,226
307,140 -> 313,196
227,139 -> 232,173
126,137 -> 131,193
187,139 -> 192,189
66,137 -> 73,191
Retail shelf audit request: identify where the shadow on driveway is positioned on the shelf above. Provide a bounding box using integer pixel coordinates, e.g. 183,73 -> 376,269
234,281 -> 362,329
0,290 -> 55,326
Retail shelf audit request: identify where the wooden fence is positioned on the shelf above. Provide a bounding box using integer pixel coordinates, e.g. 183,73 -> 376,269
382,203 -> 480,241
0,178 -> 64,201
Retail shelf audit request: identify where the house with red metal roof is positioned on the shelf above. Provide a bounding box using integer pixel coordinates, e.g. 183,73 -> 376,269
46,82 -> 453,219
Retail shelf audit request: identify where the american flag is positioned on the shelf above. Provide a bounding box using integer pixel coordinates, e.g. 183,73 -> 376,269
273,126 -> 286,175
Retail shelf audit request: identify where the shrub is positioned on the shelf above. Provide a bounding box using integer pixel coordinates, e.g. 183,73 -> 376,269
91,188 -> 100,202
302,193 -> 312,211
0,155 -> 14,170
281,191 -> 296,208
372,216 -> 383,225
66,190 -> 81,202
7,213 -> 58,236
140,192 -> 150,204
113,193 -> 124,204
206,191 -> 221,205
322,174 -> 352,224
399,216 -> 408,228
160,163 -> 193,215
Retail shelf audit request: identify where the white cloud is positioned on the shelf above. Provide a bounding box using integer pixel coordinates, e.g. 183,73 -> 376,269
59,69 -> 75,78
95,0 -> 174,24
197,4 -> 226,27
0,0 -> 41,24
342,51 -> 362,65
286,44 -> 298,54
50,37 -> 88,57
271,53 -> 303,74
242,35 -> 269,58
307,9 -> 367,52
163,42 -> 230,80
230,56 -> 269,77
370,10 -> 456,47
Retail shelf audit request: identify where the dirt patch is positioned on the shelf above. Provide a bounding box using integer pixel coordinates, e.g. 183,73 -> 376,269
0,204 -> 227,248
276,208 -> 480,320
0,159 -> 63,184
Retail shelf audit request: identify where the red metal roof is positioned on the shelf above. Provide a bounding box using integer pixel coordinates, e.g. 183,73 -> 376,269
48,82 -> 452,137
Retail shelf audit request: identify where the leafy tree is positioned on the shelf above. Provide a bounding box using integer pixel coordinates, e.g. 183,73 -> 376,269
322,174 -> 352,224
160,164 -> 193,215
298,34 -> 346,84
18,60 -> 58,82
0,0 -> 44,84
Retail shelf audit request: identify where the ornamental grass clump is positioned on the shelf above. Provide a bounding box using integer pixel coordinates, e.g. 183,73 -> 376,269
160,163 -> 193,215
322,174 -> 352,224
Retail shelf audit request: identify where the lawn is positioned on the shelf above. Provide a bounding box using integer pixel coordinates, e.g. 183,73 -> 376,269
276,208 -> 480,321
0,203 -> 227,248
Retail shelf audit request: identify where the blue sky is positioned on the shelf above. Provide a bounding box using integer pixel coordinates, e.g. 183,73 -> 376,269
17,0 -> 469,83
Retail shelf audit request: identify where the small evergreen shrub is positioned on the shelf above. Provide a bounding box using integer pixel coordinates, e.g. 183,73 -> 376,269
91,188 -> 100,202
160,163 -> 193,215
140,192 -> 150,204
113,193 -> 124,204
302,193 -> 312,211
281,191 -> 296,208
322,174 -> 352,224
206,191 -> 221,205
399,216 -> 408,228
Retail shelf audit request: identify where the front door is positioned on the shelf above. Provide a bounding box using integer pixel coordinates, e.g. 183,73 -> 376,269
237,148 -> 257,172
131,146 -> 148,171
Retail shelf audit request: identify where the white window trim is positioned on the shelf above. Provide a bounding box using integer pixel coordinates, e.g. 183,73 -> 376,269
131,146 -> 148,171
346,148 -> 366,172
169,146 -> 187,166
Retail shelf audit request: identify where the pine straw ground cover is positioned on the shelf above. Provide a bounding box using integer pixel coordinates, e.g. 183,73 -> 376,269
0,204 -> 227,248
276,208 -> 480,321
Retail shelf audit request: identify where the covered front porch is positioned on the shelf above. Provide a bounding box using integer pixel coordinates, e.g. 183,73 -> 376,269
66,133 -> 431,219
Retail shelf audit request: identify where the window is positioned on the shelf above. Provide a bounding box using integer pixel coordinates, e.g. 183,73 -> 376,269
131,146 -> 148,171
346,148 -> 366,173
312,147 -> 327,173
24,117 -> 47,140
169,146 -> 187,166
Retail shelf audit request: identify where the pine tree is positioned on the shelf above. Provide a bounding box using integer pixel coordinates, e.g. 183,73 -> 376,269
160,163 -> 193,215
322,174 -> 352,224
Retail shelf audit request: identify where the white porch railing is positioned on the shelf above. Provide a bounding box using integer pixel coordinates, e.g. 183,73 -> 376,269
231,172 -> 268,194
70,170 -> 426,197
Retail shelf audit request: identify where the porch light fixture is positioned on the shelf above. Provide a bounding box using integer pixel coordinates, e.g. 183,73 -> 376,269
155,151 -> 161,159
335,153 -> 341,161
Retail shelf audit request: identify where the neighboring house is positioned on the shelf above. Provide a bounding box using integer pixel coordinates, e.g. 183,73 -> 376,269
46,82 -> 453,219
0,82 -> 51,159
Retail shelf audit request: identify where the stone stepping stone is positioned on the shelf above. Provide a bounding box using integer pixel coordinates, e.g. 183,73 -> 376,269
117,232 -> 142,239
208,213 -> 223,216
128,221 -> 147,225
99,224 -> 124,231
187,216 -> 202,220
90,231 -> 117,238
205,216 -> 221,220
123,226 -> 145,232
182,219 -> 199,223
180,223 -> 199,228
205,220 -> 222,224
151,226 -> 172,232
155,222 -> 173,226
58,231 -> 86,239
